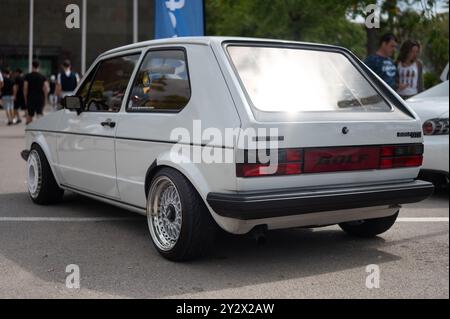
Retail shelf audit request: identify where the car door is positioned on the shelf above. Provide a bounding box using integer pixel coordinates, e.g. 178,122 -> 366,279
57,53 -> 140,198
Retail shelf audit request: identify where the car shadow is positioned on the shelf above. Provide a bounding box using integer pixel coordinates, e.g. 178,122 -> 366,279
0,191 -> 446,298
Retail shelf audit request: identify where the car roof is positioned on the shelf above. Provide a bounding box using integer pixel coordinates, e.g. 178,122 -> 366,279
100,36 -> 342,57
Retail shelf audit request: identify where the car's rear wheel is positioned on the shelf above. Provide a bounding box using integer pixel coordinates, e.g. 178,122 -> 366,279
146,168 -> 216,261
27,145 -> 64,205
339,211 -> 399,238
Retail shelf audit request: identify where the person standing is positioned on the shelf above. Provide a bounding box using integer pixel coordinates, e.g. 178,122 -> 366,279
24,61 -> 49,124
13,68 -> 25,124
1,69 -> 15,125
48,75 -> 58,110
0,70 -> 3,112
364,33 -> 399,90
56,59 -> 79,99
396,40 -> 424,99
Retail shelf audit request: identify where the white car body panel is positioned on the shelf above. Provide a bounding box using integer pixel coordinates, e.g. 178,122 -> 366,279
24,37 -> 431,234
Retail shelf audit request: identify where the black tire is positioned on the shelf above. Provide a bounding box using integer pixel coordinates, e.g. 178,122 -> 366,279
146,168 -> 216,261
27,144 -> 64,205
339,211 -> 399,238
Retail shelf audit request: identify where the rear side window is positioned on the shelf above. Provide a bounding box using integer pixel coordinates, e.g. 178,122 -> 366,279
227,45 -> 391,113
84,54 -> 140,112
127,49 -> 191,111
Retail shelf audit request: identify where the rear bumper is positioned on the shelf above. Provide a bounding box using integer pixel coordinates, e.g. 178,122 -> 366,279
207,180 -> 434,220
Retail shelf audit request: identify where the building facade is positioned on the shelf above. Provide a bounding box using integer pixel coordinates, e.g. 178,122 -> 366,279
0,0 -> 154,77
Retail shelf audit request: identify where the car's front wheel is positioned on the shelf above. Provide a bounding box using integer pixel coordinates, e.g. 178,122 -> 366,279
339,211 -> 399,238
146,168 -> 216,261
27,145 -> 64,205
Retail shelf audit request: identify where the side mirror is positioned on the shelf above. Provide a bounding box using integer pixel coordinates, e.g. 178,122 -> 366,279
63,96 -> 83,115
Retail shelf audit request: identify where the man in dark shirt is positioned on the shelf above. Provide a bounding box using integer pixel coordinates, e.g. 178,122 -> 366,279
364,33 -> 398,90
24,61 -> 49,124
1,69 -> 15,125
13,68 -> 25,124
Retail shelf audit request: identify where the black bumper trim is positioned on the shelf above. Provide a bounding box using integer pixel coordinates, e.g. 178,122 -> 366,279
21,150 -> 30,161
207,180 -> 434,220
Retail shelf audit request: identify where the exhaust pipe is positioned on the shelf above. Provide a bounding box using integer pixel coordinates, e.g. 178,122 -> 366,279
250,225 -> 268,245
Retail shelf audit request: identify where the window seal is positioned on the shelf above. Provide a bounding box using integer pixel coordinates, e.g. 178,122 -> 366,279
81,53 -> 141,114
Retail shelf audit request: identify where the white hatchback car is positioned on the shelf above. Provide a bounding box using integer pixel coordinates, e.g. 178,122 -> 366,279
22,37 -> 433,261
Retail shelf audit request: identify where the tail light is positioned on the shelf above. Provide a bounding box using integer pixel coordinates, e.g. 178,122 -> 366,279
236,144 -> 423,177
379,144 -> 423,169
423,118 -> 449,135
236,149 -> 302,177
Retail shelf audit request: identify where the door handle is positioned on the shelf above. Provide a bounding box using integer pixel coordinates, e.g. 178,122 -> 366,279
101,119 -> 116,128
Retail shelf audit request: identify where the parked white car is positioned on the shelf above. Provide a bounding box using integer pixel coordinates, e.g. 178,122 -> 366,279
22,37 -> 433,261
407,80 -> 449,187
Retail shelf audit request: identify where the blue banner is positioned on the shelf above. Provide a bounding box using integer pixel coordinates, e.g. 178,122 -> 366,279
155,0 -> 204,39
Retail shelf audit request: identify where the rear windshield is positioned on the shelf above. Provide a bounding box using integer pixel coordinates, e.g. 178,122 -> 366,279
227,45 -> 391,113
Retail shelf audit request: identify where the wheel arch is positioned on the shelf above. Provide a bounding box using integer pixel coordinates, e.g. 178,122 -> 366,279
144,160 -> 209,202
29,137 -> 62,186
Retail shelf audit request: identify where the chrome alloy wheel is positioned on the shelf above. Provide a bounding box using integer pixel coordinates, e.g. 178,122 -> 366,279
27,150 -> 42,199
147,176 -> 183,251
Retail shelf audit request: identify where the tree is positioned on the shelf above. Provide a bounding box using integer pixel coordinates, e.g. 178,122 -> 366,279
206,0 -> 366,56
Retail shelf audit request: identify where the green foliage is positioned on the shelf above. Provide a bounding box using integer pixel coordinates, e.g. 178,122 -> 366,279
422,13 -> 449,77
424,71 -> 441,89
205,0 -> 366,57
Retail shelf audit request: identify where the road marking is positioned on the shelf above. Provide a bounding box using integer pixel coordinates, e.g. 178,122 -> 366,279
0,217 -> 142,222
0,217 -> 447,223
397,217 -> 449,222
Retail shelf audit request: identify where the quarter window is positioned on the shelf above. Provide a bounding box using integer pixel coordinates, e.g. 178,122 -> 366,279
128,50 -> 191,111
84,54 -> 140,112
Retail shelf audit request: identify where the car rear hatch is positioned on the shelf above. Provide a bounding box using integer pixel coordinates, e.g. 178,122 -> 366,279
222,41 -> 425,191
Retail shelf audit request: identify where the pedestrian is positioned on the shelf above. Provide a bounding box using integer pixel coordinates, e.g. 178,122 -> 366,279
48,74 -> 58,110
13,68 -> 25,124
56,59 -> 79,100
396,40 -> 424,99
1,69 -> 15,125
364,33 -> 399,90
0,70 -> 3,111
24,61 -> 49,125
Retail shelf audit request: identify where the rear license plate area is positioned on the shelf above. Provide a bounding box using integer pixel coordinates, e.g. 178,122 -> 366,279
304,147 -> 380,173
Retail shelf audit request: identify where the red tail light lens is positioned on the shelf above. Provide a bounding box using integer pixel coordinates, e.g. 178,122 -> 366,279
379,144 -> 423,169
286,149 -> 302,162
236,144 -> 423,177
423,121 -> 435,135
236,163 -> 302,177
393,156 -> 423,167
236,149 -> 303,177
423,118 -> 449,135
380,146 -> 395,157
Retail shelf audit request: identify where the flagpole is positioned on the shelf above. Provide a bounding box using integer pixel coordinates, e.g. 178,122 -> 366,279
81,0 -> 87,75
133,0 -> 139,43
28,0 -> 34,72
